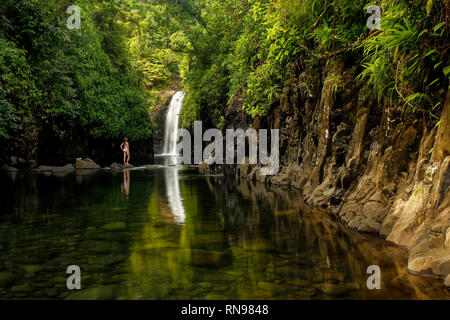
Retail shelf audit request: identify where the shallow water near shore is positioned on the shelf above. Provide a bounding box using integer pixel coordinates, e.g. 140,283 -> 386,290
0,167 -> 448,300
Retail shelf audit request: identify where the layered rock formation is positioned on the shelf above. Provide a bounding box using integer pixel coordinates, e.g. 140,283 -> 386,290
217,59 -> 450,287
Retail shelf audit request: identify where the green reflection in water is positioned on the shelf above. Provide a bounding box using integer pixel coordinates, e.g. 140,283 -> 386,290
0,167 -> 448,300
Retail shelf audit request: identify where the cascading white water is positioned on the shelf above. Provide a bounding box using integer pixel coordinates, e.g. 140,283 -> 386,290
162,91 -> 185,156
157,92 -> 186,224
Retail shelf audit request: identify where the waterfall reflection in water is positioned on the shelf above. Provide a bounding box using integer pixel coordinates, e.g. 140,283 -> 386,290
164,167 -> 185,224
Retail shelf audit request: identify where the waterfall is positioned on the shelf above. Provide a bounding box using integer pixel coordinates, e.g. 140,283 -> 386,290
159,92 -> 186,223
162,91 -> 185,156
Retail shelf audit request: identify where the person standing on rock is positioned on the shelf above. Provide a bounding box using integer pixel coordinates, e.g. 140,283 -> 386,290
120,137 -> 130,166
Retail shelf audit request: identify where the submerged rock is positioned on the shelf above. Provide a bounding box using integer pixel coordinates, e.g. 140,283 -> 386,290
212,285 -> 230,292
198,282 -> 214,289
0,271 -> 17,286
44,287 -> 60,298
79,240 -> 126,254
65,285 -> 118,300
11,284 -> 34,293
34,281 -> 53,288
182,249 -> 232,268
101,222 -> 127,231
21,264 -> 44,274
224,270 -> 245,278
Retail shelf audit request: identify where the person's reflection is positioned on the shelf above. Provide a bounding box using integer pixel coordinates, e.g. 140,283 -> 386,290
121,169 -> 130,198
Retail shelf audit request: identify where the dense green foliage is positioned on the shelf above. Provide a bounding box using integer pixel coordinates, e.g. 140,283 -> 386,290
0,0 -> 448,161
160,0 -> 448,128
0,0 -> 165,156
357,0 -> 448,114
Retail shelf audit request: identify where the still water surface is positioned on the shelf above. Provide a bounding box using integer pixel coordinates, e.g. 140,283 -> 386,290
0,167 -> 448,299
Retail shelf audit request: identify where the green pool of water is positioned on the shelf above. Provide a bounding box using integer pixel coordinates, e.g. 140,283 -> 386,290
0,167 -> 448,300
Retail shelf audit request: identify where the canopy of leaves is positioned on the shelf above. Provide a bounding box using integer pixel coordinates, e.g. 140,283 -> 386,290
0,0 -> 163,145
160,0 -> 448,127
1,0 -> 448,148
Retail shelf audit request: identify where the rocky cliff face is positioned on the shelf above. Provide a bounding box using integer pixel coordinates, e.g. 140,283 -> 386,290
220,59 -> 450,287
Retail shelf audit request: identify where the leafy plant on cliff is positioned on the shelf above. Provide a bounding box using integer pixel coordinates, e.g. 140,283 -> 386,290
357,0 -> 448,118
